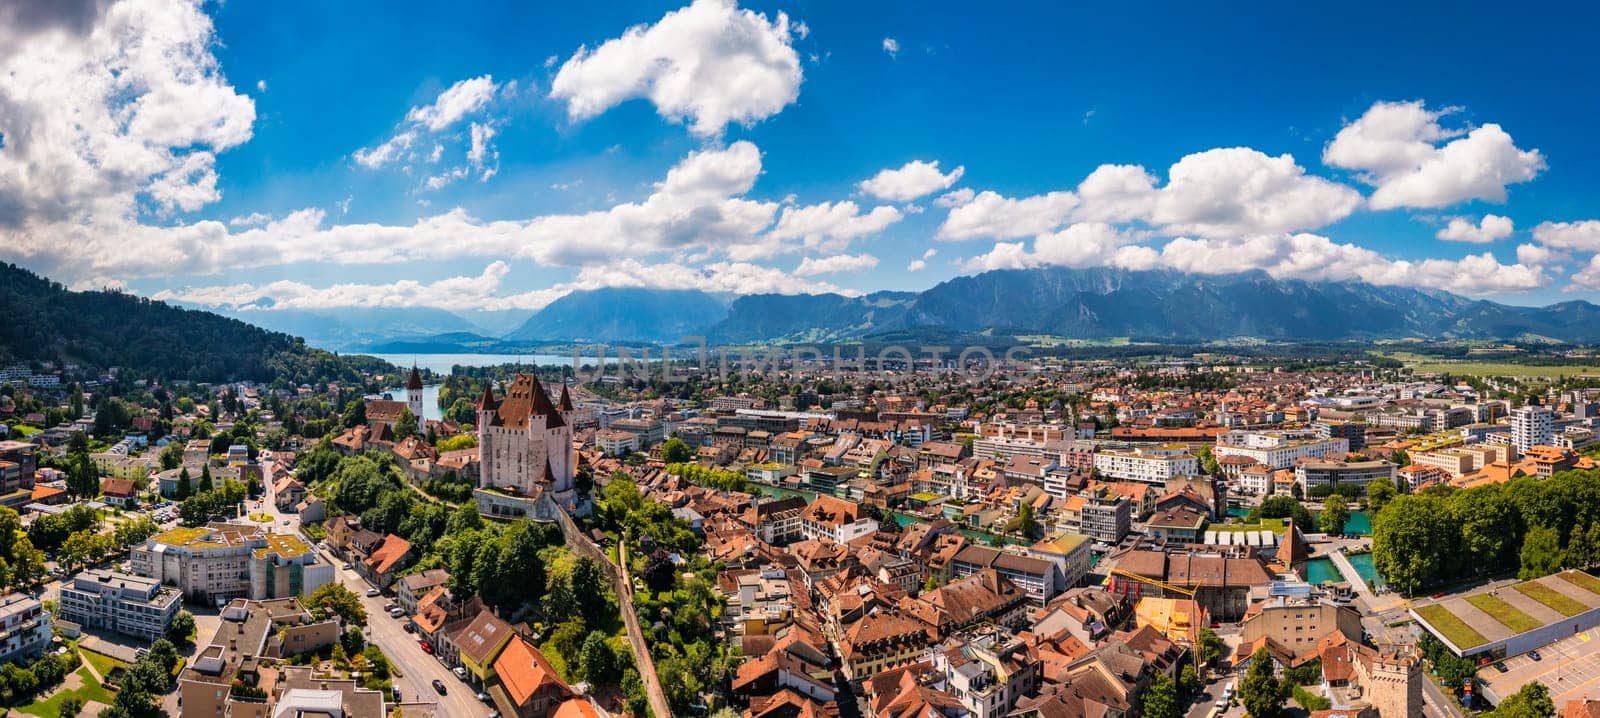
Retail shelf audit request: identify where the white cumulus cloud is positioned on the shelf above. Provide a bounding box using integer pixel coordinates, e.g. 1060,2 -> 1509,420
794,253 -> 878,276
858,160 -> 964,202
1436,214 -> 1513,243
550,0 -> 802,137
1533,220 -> 1600,252
1324,100 -> 1545,209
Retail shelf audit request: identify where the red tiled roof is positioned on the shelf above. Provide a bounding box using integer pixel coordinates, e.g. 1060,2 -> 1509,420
493,635 -> 572,707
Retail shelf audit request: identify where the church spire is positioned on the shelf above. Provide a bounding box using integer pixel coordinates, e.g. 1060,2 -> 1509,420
558,383 -> 574,412
407,364 -> 424,391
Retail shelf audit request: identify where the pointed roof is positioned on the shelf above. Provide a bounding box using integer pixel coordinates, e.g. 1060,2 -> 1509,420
407,365 -> 424,391
483,374 -> 564,429
558,383 -> 574,412
477,383 -> 497,412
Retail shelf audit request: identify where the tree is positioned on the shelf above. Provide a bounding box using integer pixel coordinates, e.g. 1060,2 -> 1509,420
578,631 -> 619,685
1373,494 -> 1449,595
1320,495 -> 1350,535
1367,476 -> 1398,512
1196,445 -> 1220,477
175,467 -> 192,500
199,463 -> 214,492
1519,524 -> 1564,580
1390,449 -> 1412,467
1240,647 -> 1290,718
1252,496 -> 1315,534
394,407 -> 417,438
1488,681 -> 1555,718
167,610 -> 196,645
341,399 -> 367,429
1143,672 -> 1180,718
341,626 -> 366,655
1198,628 -> 1224,668
661,437 -> 693,464
1568,523 -> 1597,570
1179,663 -> 1200,698
308,583 -> 367,625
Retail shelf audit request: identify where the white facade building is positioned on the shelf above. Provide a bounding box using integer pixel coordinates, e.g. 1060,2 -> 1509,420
1213,430 -> 1348,470
1511,405 -> 1555,456
1092,445 -> 1197,485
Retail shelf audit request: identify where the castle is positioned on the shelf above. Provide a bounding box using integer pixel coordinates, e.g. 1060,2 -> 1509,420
475,373 -> 580,518
406,365 -> 424,420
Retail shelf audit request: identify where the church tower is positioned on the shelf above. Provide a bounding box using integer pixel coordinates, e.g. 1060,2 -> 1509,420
406,365 -> 425,423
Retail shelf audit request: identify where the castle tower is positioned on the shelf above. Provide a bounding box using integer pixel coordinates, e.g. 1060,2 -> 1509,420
1363,646 -> 1423,718
406,365 -> 425,424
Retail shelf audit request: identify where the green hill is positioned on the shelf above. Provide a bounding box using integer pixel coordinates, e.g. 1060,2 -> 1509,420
0,263 -> 392,384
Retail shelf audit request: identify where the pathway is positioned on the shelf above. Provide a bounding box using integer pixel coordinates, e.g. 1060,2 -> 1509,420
551,505 -> 672,718
1328,550 -> 1376,603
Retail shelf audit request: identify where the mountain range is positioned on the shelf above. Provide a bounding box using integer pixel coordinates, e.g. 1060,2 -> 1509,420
173,267 -> 1600,348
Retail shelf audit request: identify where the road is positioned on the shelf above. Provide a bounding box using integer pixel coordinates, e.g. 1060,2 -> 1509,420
262,458 -> 488,718
323,548 -> 491,718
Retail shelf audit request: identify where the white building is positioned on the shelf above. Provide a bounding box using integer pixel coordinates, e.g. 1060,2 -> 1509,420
1092,445 -> 1197,485
60,569 -> 181,640
131,524 -> 330,603
1213,430 -> 1348,470
1511,405 -> 1554,456
798,495 -> 879,544
0,594 -> 51,663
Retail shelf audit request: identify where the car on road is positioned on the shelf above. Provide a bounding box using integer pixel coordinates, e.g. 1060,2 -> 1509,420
431,679 -> 447,695
476,691 -> 491,702
420,641 -> 433,654
454,666 -> 468,680
388,607 -> 404,618
365,588 -> 380,597
403,622 -> 416,633
282,519 -> 290,525
342,562 -> 353,570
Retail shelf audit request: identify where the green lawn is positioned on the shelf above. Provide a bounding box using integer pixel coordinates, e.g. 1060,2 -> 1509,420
14,666 -> 115,717
1382,353 -> 1600,378
1515,581 -> 1590,617
1466,594 -> 1544,633
1415,605 -> 1489,649
8,425 -> 41,437
1557,571 -> 1600,596
80,648 -> 127,678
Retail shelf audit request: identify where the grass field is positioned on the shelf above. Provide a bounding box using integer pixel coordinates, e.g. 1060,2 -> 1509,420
1515,581 -> 1590,617
1556,570 -> 1600,596
1016,335 -> 1134,348
81,648 -> 127,678
1466,594 -> 1545,633
15,666 -> 114,717
1415,604 -> 1489,649
1381,352 -> 1600,378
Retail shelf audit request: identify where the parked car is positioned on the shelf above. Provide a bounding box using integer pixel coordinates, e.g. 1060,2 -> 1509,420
476,691 -> 491,703
389,607 -> 404,618
365,588 -> 380,597
420,641 -> 433,654
1530,650 -> 1543,661
431,679 -> 447,695
403,622 -> 417,633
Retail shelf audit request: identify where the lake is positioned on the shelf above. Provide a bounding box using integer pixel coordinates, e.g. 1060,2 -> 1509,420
370,353 -> 577,374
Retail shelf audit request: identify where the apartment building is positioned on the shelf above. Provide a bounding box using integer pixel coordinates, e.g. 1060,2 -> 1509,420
60,569 -> 181,640
932,629 -> 1040,718
1511,405 -> 1555,455
250,533 -> 335,600
1027,532 -> 1093,589
1213,430 -> 1347,470
1092,445 -> 1197,485
1058,488 -> 1131,545
0,594 -> 51,663
951,545 -> 1064,607
798,495 -> 879,544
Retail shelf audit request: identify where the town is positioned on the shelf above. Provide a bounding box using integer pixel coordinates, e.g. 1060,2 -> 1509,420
1,346 -> 1599,718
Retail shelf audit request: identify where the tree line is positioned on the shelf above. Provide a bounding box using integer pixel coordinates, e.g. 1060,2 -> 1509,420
1373,467 -> 1600,594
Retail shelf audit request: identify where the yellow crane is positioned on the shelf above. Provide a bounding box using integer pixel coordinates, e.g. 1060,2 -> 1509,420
1109,567 -> 1197,597
1108,568 -> 1206,677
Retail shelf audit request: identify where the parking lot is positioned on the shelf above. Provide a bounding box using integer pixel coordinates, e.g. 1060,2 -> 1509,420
1481,627 -> 1600,707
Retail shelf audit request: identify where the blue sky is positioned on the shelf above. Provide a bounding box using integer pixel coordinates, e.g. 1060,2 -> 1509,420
3,0 -> 1600,319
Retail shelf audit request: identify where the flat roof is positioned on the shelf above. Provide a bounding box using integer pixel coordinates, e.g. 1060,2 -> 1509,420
1411,570 -> 1600,655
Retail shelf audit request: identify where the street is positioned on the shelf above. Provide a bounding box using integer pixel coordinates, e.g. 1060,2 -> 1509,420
263,455 -> 490,717
324,550 -> 492,718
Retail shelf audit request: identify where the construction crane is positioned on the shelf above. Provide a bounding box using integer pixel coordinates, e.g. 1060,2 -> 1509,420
1108,568 -> 1197,597
1107,568 -> 1206,678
